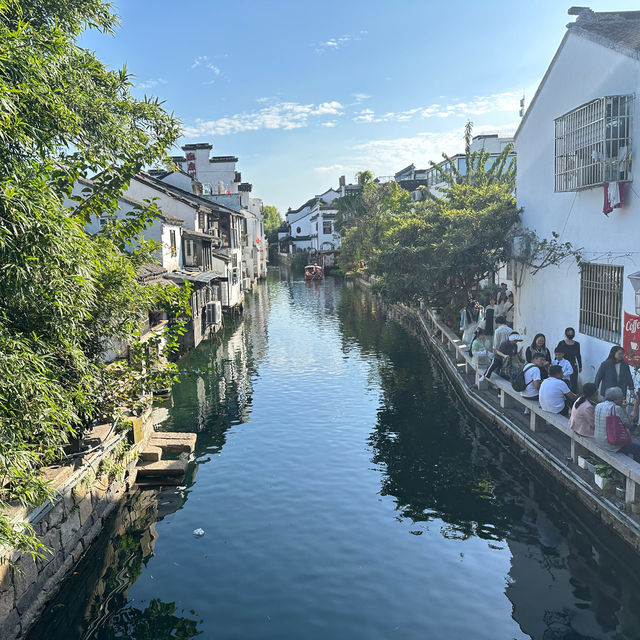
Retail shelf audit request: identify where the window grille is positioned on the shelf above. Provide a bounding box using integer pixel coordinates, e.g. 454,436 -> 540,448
555,95 -> 632,192
579,263 -> 624,343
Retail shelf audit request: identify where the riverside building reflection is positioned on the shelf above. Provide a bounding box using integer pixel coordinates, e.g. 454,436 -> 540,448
29,274 -> 640,639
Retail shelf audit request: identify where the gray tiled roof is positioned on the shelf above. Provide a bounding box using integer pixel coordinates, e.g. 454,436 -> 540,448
568,7 -> 640,55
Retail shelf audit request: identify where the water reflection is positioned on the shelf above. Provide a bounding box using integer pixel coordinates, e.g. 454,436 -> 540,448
27,490 -> 202,639
340,286 -> 640,639
28,275 -> 640,639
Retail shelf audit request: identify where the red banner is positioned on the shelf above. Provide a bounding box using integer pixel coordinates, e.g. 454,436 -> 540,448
623,311 -> 640,366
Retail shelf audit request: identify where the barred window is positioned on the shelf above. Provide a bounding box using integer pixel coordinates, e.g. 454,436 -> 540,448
554,95 -> 632,192
579,263 -> 624,343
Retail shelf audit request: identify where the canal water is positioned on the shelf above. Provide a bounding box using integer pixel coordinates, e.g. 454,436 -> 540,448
29,272 -> 640,639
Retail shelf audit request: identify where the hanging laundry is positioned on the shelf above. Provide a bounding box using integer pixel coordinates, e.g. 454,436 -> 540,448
604,182 -> 613,214
603,181 -> 626,215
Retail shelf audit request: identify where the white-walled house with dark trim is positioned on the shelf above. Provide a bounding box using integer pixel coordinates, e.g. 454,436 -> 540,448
513,7 -> 639,388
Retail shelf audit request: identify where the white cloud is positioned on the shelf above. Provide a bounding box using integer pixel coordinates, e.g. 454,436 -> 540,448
348,124 -> 517,175
320,121 -> 338,128
191,55 -> 223,82
314,30 -> 367,53
314,164 -> 348,173
184,101 -> 344,137
136,77 -> 167,91
352,92 -> 520,124
352,93 -> 371,104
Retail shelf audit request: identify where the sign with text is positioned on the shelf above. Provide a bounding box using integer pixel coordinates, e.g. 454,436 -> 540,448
623,311 -> 640,366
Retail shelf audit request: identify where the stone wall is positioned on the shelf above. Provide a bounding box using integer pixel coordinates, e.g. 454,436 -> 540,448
0,417 -> 147,639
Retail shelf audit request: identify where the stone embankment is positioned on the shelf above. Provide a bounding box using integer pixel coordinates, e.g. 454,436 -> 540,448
0,411 -> 151,638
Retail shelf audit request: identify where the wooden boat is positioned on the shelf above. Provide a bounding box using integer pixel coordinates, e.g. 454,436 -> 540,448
304,264 -> 323,280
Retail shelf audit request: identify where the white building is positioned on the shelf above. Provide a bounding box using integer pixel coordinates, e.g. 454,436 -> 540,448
280,188 -> 341,257
77,177 -> 184,272
172,143 -> 267,283
397,134 -> 515,201
514,7 -> 638,386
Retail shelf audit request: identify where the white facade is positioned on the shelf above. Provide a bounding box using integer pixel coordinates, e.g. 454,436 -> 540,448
515,9 -> 639,386
74,179 -> 184,272
285,188 -> 341,254
173,142 -> 267,280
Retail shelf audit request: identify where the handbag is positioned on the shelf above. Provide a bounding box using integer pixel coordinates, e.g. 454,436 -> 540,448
606,406 -> 632,447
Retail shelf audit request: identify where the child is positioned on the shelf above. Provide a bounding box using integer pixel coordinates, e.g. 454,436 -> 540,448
551,347 -> 573,385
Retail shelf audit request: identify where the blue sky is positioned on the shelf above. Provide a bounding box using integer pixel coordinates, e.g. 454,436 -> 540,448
81,1 -> 638,212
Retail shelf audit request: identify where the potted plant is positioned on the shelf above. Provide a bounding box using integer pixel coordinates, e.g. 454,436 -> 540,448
594,462 -> 615,492
577,455 -> 596,473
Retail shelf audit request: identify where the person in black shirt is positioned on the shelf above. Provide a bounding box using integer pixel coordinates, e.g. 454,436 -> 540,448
480,332 -> 523,381
556,327 -> 582,392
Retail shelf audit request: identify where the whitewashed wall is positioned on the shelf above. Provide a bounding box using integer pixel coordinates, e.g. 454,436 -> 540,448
516,30 -> 639,385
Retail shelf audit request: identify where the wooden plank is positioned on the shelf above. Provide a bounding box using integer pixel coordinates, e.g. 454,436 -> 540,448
136,459 -> 188,477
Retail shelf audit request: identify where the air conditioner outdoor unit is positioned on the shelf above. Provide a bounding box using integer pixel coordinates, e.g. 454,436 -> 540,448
206,301 -> 222,325
512,235 -> 531,259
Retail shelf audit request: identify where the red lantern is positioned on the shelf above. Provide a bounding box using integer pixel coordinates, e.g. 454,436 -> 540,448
256,237 -> 260,244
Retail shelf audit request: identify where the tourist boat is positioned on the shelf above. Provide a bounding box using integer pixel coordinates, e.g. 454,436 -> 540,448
304,264 -> 323,280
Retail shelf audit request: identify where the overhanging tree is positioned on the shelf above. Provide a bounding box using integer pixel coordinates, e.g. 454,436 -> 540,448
371,123 -> 521,306
0,0 -> 188,556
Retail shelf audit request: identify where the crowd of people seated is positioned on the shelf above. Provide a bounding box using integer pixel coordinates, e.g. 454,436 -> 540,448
460,288 -> 639,464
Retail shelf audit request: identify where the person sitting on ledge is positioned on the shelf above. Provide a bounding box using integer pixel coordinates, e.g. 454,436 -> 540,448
594,387 -> 640,461
539,364 -> 577,416
521,352 -> 548,414
569,382 -> 598,437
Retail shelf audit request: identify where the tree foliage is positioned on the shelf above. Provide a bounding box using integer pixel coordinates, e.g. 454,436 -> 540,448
341,124 -> 521,309
0,0 -> 187,556
263,205 -> 283,244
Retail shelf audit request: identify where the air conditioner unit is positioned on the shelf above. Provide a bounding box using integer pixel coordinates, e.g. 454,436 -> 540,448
206,301 -> 222,325
512,235 -> 531,259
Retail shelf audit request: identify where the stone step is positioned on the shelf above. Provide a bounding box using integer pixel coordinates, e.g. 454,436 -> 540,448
148,432 -> 197,454
135,476 -> 185,487
138,445 -> 162,462
136,459 -> 188,478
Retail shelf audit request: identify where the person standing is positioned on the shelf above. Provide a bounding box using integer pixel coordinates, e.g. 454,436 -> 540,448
460,297 -> 481,346
480,298 -> 498,351
556,327 -> 582,393
504,293 -> 515,328
525,334 -> 551,364
594,346 -> 635,399
481,331 -> 523,381
492,316 -> 511,353
551,347 -> 573,385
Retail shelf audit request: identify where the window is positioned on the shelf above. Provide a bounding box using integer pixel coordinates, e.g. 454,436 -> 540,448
186,239 -> 192,257
554,95 -> 632,192
170,230 -> 177,257
505,259 -> 513,282
323,221 -> 332,235
579,263 -> 624,343
296,226 -> 301,234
